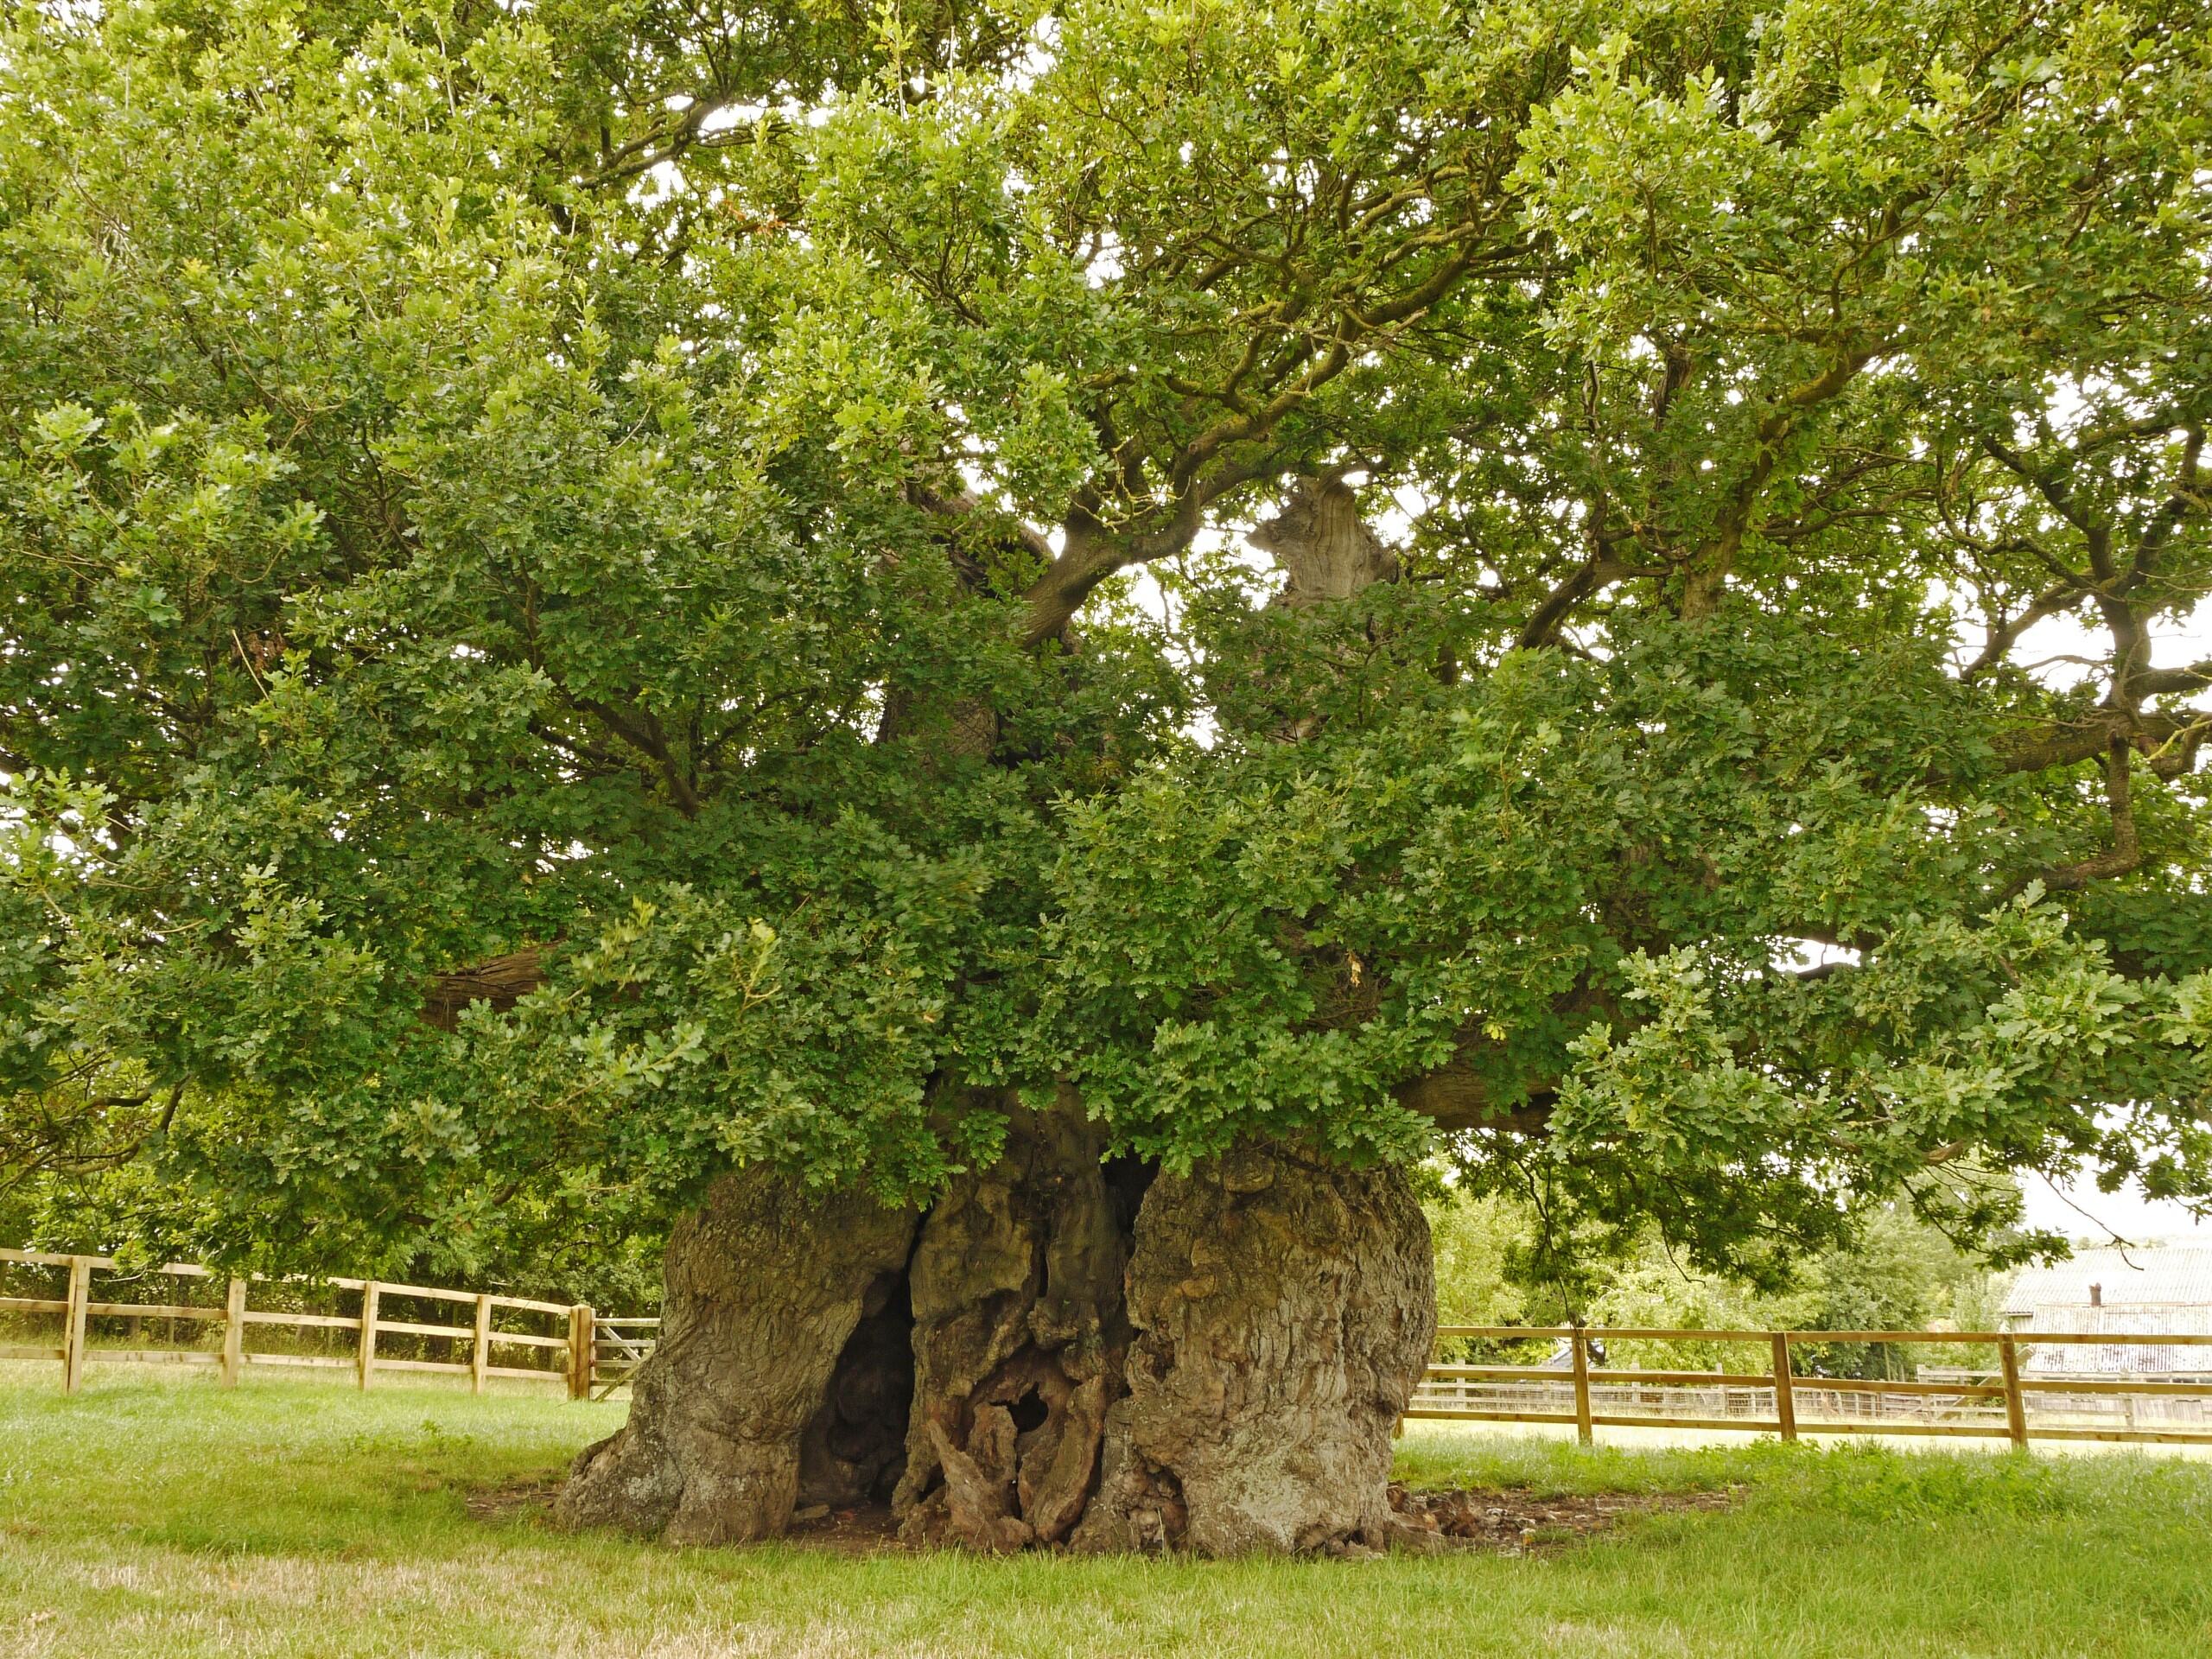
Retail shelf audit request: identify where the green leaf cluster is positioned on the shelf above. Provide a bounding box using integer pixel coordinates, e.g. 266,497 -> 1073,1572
2,0 -> 2207,1283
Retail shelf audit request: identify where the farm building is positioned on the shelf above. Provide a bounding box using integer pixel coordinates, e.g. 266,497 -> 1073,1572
2001,1243 -> 2212,1377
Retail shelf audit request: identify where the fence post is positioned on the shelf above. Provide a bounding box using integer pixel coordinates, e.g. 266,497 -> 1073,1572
472,1294 -> 492,1396
221,1276 -> 248,1389
569,1306 -> 594,1401
61,1256 -> 92,1395
1770,1332 -> 1798,1443
1999,1335 -> 2029,1449
1570,1328 -> 1593,1446
357,1281 -> 381,1391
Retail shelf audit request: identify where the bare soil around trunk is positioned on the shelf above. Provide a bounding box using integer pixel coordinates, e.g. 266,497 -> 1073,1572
491,1478 -> 1741,1557
1385,1481 -> 1742,1554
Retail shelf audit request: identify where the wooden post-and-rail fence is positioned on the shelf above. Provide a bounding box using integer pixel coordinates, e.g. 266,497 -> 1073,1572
0,1246 -> 659,1399
15,1249 -> 2209,1454
1410,1325 -> 2212,1451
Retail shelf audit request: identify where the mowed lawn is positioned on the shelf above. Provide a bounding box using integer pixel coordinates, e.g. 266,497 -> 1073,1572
2,1367 -> 2209,1658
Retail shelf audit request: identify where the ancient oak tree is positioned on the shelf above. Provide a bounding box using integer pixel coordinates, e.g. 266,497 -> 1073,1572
4,0 -> 2211,1551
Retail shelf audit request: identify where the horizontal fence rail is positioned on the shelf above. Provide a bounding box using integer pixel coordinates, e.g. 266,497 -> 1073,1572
591,1317 -> 662,1402
13,1251 -> 2201,1451
1409,1325 -> 2212,1449
0,1246 -> 653,1400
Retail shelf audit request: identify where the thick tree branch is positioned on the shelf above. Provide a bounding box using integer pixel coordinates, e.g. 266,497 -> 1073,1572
1961,581 -> 2086,681
1980,432 -> 2105,543
1516,553 -> 1633,650
1019,452 -> 1285,645
908,486 -> 1058,569
2130,659 -> 2212,698
1990,708 -> 2202,777
1393,1064 -> 1555,1135
2022,739 -> 2143,893
1017,224 -> 1516,645
422,949 -> 550,1031
574,696 -> 705,817
1681,346 -> 1879,616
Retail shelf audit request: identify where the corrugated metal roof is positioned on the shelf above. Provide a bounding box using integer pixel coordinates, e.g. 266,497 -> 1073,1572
2002,1244 -> 2212,1316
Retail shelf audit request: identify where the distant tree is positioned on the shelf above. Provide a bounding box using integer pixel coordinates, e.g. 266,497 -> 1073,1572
1586,1201 -> 2015,1378
1427,1186 -> 1535,1332
4,0 -> 2210,1552
1423,1179 -> 2012,1375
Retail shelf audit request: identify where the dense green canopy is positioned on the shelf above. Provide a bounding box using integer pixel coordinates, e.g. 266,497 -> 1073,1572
3,0 -> 2208,1284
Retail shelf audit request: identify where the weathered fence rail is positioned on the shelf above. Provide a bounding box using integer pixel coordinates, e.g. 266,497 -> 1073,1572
0,1246 -> 656,1399
1410,1325 -> 2212,1449
590,1316 -> 663,1402
13,1252 -> 2198,1448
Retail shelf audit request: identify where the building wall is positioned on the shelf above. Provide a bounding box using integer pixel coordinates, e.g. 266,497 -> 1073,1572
2007,1303 -> 2212,1376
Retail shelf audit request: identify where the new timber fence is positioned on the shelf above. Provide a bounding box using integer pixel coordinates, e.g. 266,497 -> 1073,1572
0,1246 -> 659,1399
1408,1325 -> 2212,1449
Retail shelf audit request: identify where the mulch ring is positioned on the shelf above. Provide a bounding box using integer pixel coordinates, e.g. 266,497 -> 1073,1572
1389,1481 -> 1739,1554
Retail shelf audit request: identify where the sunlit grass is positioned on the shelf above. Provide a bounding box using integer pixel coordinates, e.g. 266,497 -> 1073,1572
2,1366 -> 2209,1657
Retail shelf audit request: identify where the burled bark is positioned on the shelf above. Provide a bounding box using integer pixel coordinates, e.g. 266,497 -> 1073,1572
555,1164 -> 916,1545
891,1096 -> 1146,1549
1072,1143 -> 1435,1556
1249,477 -> 1399,607
558,1122 -> 1434,1557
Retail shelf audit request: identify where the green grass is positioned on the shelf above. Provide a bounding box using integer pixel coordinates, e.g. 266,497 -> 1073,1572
3,1367 -> 2209,1657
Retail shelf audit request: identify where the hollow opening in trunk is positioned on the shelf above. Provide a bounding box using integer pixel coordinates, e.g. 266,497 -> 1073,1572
887,1135 -> 1160,1550
1100,1152 -> 1157,1237
798,1259 -> 916,1508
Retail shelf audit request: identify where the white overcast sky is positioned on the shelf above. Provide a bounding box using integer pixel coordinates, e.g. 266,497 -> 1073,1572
2023,1172 -> 2209,1244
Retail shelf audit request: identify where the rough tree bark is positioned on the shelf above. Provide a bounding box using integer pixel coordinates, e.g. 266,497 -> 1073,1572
1249,476 -> 1399,607
553,1125 -> 1435,1554
555,1163 -> 917,1544
1072,1144 -> 1436,1555
891,1095 -> 1146,1549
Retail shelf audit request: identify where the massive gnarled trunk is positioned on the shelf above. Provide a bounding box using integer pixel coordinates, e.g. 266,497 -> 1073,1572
559,1113 -> 1434,1554
554,1164 -> 918,1544
1071,1143 -> 1436,1555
